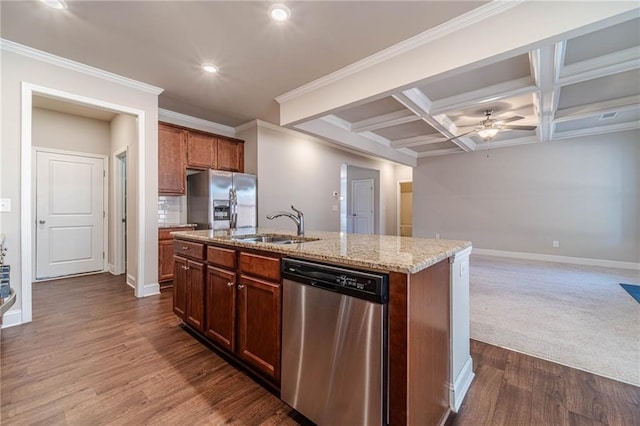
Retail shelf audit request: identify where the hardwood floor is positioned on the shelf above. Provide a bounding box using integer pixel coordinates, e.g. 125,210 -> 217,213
1,273 -> 638,425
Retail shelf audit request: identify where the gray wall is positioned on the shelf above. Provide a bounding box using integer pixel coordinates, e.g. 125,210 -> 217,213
413,130 -> 640,263
251,123 -> 402,234
32,108 -> 111,155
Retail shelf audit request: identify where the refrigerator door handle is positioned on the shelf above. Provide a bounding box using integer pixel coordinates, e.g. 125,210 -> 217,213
230,188 -> 238,229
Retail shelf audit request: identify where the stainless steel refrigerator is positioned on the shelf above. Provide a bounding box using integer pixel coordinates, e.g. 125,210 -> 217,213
187,170 -> 257,230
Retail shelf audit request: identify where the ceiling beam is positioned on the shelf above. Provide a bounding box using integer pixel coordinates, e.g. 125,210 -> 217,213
417,147 -> 464,158
554,95 -> 640,122
428,76 -> 537,115
393,88 -> 476,152
350,110 -> 421,132
558,47 -> 640,87
390,134 -> 448,149
530,44 -> 562,142
553,120 -> 640,139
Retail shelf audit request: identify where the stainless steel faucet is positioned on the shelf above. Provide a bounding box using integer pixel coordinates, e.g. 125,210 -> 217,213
266,205 -> 305,236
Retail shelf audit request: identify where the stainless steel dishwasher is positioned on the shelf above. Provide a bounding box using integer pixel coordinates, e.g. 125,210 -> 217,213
281,257 -> 389,425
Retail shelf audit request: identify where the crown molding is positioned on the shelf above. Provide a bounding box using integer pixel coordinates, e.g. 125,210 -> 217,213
1,39 -> 164,95
275,0 -> 524,104
159,109 -> 235,137
552,120 -> 640,140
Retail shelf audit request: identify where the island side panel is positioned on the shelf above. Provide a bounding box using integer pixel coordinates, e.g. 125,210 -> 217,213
389,272 -> 409,425
407,258 -> 451,425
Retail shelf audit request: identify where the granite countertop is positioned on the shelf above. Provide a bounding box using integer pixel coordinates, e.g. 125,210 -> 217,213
158,224 -> 197,229
171,228 -> 471,274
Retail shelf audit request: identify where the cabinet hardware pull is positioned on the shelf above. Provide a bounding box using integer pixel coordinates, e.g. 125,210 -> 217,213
237,284 -> 245,290
182,265 -> 189,270
182,246 -> 189,250
227,282 -> 234,287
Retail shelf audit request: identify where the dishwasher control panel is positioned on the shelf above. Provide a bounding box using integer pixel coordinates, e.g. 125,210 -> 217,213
282,258 -> 388,304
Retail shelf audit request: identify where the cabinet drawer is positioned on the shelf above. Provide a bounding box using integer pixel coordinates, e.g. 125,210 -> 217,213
208,245 -> 237,270
174,240 -> 205,260
239,252 -> 281,282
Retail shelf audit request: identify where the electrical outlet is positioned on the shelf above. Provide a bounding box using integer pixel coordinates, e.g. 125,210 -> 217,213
460,261 -> 468,277
435,233 -> 440,239
0,198 -> 10,212
553,240 -> 559,248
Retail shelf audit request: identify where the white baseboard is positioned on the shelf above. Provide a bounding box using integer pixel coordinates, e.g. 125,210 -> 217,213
108,263 -> 116,275
1,309 -> 23,329
142,282 -> 160,297
473,248 -> 640,271
450,357 -> 474,413
126,273 -> 136,290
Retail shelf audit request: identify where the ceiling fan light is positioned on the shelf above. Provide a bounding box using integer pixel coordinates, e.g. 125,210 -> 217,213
269,4 -> 290,22
477,127 -> 499,140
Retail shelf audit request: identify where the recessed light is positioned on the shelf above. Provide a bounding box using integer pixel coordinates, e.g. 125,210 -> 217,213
39,0 -> 68,9
600,112 -> 618,120
202,64 -> 219,73
269,4 -> 291,22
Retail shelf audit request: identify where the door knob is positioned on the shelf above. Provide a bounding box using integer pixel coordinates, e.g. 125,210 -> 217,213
227,282 -> 234,287
39,220 -> 46,224
237,284 -> 245,290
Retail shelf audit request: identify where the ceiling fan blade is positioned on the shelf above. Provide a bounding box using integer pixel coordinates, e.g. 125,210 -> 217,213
438,130 -> 477,143
501,124 -> 537,131
498,116 -> 525,124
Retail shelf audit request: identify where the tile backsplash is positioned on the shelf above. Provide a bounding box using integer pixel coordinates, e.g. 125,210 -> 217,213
158,195 -> 187,225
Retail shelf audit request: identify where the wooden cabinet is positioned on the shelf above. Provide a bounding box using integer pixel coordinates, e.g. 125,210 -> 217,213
217,138 -> 244,172
236,251 -> 282,381
159,227 -> 194,287
172,240 -> 206,333
205,265 -> 236,351
158,123 -> 187,195
187,131 -> 217,169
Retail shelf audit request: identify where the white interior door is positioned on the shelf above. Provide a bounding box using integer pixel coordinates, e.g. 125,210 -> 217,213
36,151 -> 106,279
351,179 -> 374,234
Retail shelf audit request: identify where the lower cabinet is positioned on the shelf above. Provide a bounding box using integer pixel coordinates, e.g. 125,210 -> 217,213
236,274 -> 281,381
173,253 -> 206,332
174,239 -> 282,385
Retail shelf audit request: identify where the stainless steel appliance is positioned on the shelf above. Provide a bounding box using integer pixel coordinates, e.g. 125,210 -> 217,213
281,258 -> 389,425
187,170 -> 256,230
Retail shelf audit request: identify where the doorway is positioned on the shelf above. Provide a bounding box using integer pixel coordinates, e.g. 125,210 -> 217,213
35,149 -> 107,279
113,148 -> 128,275
397,181 -> 413,237
342,165 -> 380,234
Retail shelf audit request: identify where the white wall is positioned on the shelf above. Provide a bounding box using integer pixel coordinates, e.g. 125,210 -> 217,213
249,122 -> 399,234
413,130 -> 640,263
1,48 -> 160,325
109,114 -> 137,271
32,108 -> 111,155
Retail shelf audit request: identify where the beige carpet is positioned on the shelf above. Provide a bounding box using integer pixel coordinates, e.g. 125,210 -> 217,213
470,255 -> 640,386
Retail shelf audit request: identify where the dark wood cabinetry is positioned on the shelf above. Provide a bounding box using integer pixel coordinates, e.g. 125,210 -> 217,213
158,123 -> 187,195
217,138 -> 244,172
187,131 -> 217,169
174,238 -> 282,384
159,227 -> 195,287
172,240 -> 206,333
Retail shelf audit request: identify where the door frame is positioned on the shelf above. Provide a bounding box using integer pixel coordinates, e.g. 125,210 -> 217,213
21,82 -> 148,324
113,147 -> 128,276
32,147 -> 109,280
397,179 -> 412,236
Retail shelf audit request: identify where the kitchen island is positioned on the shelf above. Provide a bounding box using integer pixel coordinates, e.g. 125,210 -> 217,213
171,228 -> 473,425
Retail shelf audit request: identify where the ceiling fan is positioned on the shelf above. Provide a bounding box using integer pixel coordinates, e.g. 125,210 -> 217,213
441,109 -> 537,143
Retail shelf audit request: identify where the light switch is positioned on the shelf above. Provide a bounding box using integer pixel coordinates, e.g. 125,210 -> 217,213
0,198 -> 10,212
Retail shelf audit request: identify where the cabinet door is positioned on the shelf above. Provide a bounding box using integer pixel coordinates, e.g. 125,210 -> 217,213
187,132 -> 217,169
158,124 -> 186,195
159,239 -> 175,282
205,266 -> 236,351
173,256 -> 187,319
217,138 -> 244,172
236,275 -> 281,382
185,260 -> 206,332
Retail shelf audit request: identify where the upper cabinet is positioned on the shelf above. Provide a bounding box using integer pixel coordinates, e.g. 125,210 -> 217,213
187,131 -> 217,169
217,138 -> 244,172
158,122 -> 245,195
158,123 -> 187,195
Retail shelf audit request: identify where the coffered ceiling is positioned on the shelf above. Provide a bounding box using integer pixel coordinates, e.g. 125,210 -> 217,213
283,9 -> 640,164
1,1 -> 638,166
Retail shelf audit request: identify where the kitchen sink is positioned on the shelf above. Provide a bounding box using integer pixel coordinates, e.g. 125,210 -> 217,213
231,234 -> 319,245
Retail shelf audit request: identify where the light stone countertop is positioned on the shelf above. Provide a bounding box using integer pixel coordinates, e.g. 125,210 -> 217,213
158,224 -> 197,229
171,228 -> 471,274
